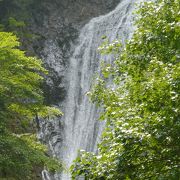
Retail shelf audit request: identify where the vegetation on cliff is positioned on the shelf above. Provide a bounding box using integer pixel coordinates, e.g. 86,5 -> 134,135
0,32 -> 62,179
0,1 -> 63,179
71,0 -> 180,179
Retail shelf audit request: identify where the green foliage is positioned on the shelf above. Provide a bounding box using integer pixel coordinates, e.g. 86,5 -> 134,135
0,0 -> 42,46
0,32 -> 62,179
71,0 -> 180,179
0,32 -> 62,122
0,133 -> 61,179
8,17 -> 26,29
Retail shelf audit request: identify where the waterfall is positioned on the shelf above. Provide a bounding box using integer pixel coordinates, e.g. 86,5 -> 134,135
41,0 -> 145,179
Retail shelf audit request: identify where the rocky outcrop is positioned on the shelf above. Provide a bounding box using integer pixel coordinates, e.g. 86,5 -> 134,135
29,0 -> 120,105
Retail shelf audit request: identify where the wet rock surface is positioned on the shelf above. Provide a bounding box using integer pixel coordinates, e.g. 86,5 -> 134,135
28,0 -> 120,105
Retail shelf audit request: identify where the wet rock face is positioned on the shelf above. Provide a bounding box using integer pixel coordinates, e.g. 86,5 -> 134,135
28,0 -> 120,105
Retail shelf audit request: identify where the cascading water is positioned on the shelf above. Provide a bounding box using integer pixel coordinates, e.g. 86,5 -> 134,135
41,0 -> 145,179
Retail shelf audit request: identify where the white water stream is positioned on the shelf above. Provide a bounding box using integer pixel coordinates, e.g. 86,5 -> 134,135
42,0 -> 145,179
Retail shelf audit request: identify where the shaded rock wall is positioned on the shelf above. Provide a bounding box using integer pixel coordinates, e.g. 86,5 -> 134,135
29,0 -> 120,105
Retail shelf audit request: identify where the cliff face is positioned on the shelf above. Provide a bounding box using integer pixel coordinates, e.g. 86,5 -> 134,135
33,0 -> 121,27
29,0 -> 121,105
